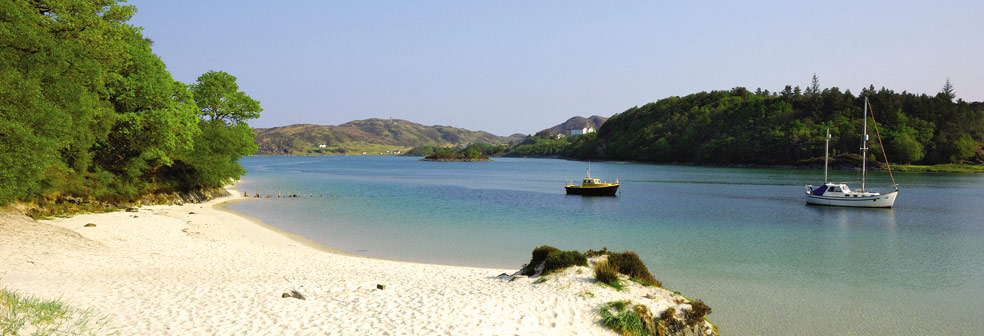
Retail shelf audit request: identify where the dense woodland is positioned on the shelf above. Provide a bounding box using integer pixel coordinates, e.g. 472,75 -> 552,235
0,1 -> 260,205
505,77 -> 984,166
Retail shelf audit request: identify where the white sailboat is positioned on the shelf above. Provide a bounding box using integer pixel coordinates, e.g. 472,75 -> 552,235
805,97 -> 899,208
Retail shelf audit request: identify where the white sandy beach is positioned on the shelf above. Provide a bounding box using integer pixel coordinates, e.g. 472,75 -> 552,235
1,187 -> 707,335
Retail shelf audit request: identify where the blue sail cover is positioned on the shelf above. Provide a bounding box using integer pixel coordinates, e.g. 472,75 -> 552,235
811,185 -> 828,195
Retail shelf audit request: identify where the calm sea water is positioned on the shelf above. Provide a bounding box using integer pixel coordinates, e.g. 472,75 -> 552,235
229,156 -> 984,335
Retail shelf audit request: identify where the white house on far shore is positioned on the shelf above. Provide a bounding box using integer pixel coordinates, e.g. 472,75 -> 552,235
570,127 -> 595,136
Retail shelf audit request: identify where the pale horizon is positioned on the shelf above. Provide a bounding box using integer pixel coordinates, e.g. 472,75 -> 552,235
129,0 -> 984,136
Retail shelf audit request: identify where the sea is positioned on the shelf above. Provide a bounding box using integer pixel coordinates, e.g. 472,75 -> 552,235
228,155 -> 984,335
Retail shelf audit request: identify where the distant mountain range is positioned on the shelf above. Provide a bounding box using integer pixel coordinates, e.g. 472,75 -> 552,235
253,119 -> 527,155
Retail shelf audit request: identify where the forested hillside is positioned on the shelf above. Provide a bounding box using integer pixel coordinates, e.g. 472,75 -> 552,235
0,1 -> 260,205
506,80 -> 983,166
253,119 -> 523,155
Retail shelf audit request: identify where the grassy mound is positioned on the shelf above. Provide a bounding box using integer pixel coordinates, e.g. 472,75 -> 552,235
521,246 -> 588,276
608,251 -> 661,287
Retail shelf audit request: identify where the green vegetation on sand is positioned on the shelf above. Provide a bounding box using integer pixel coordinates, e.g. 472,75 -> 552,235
1,287 -> 111,335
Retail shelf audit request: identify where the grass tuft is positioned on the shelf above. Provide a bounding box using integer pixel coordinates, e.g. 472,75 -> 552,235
598,301 -> 659,336
1,287 -> 112,336
607,251 -> 661,287
594,261 -> 622,290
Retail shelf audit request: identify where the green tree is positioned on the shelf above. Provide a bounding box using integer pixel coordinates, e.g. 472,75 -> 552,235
168,71 -> 261,189
0,0 -> 134,203
888,131 -> 924,164
189,71 -> 262,124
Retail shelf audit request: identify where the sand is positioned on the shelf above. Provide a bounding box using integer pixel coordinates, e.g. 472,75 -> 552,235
1,187 -> 709,335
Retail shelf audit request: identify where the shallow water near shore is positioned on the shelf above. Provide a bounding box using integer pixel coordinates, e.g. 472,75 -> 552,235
230,155 -> 984,335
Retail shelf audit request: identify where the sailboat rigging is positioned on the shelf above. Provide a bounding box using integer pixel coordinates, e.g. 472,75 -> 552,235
805,97 -> 899,208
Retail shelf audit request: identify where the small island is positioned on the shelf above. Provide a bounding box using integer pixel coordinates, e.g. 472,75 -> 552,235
420,149 -> 492,162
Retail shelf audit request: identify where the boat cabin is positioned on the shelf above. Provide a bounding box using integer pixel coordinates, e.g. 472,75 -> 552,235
808,183 -> 880,197
582,178 -> 602,185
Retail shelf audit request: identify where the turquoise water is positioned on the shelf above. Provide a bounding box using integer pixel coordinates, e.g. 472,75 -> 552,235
229,156 -> 984,335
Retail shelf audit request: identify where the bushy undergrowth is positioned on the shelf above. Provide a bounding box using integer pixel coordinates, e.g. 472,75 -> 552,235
521,246 -> 587,276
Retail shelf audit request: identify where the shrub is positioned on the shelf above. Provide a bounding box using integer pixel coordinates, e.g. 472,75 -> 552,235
521,246 -> 587,276
585,247 -> 609,257
594,261 -> 621,289
521,246 -> 560,275
686,300 -> 712,324
609,251 -> 660,287
543,250 -> 587,273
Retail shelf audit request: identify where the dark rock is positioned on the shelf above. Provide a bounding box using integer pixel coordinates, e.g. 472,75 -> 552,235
188,212 -> 196,215
125,207 -> 138,212
83,223 -> 96,227
282,290 -> 305,300
376,284 -> 386,290
290,290 -> 305,300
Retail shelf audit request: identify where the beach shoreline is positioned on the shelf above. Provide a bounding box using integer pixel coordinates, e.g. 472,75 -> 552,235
1,186 -> 710,335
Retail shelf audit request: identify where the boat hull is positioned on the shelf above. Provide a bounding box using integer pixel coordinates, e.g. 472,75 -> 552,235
565,185 -> 619,196
805,190 -> 898,208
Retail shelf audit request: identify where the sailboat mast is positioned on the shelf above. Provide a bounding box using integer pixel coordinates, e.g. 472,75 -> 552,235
824,128 -> 830,183
861,97 -> 869,192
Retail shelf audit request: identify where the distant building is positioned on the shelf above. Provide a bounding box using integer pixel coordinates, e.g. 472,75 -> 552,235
318,144 -> 327,148
570,127 -> 595,136
555,134 -> 565,139
393,150 -> 402,154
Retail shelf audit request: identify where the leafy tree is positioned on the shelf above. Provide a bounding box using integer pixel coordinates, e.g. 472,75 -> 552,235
0,0 -> 132,202
0,1 -> 262,204
169,71 -> 261,189
888,131 -> 924,164
189,71 -> 261,124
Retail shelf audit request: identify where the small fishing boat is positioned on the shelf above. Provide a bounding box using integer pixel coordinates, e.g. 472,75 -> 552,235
805,97 -> 899,208
565,167 -> 619,196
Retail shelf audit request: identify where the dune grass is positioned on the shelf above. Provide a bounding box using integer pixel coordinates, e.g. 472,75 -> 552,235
1,287 -> 112,336
594,261 -> 623,290
599,301 -> 645,336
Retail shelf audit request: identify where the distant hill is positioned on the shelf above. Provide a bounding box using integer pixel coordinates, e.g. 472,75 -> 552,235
541,116 -> 608,136
253,118 -> 524,155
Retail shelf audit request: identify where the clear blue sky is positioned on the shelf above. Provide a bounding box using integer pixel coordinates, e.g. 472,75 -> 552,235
128,0 -> 983,136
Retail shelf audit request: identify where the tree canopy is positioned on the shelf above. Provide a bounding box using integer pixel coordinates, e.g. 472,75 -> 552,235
494,80 -> 983,166
0,0 -> 260,205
